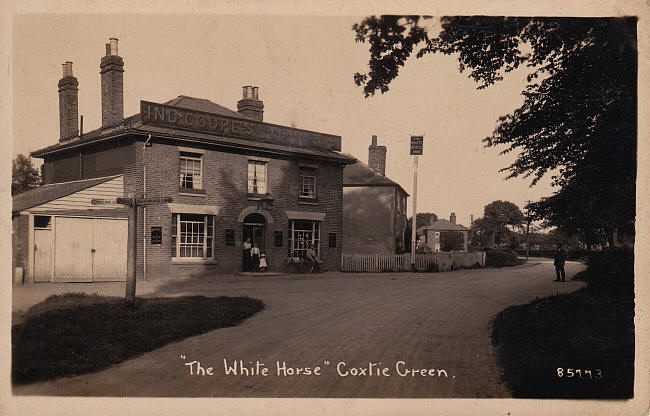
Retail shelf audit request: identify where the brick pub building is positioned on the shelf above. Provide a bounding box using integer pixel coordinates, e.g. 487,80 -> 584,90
13,38 -> 353,282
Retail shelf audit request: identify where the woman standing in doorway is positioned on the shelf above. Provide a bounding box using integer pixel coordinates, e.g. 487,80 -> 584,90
242,238 -> 252,272
251,242 -> 261,272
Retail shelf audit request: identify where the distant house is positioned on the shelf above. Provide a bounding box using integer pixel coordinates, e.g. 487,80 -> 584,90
343,136 -> 409,254
417,213 -> 469,252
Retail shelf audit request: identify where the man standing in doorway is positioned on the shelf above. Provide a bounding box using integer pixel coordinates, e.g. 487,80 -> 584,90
554,245 -> 566,282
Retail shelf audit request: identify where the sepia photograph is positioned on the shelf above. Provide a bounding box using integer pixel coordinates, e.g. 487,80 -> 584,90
2,1 -> 649,415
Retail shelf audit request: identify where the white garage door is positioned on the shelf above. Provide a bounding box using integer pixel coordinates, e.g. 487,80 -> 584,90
54,217 -> 128,282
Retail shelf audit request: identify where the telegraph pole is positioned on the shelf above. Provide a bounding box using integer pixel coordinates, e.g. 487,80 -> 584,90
410,136 -> 424,272
525,200 -> 531,261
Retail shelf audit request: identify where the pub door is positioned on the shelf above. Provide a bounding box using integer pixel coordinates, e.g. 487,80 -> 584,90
242,213 -> 266,270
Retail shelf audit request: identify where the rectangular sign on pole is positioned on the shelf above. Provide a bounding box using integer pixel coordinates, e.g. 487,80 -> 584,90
410,136 -> 424,155
136,196 -> 174,205
90,198 -> 118,205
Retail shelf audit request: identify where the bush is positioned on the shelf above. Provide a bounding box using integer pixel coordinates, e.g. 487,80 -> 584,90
485,248 -> 524,268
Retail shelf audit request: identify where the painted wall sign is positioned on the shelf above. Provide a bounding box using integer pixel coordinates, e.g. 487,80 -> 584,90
329,232 -> 337,248
274,231 -> 283,247
140,101 -> 341,151
410,136 -> 424,155
151,227 -> 162,245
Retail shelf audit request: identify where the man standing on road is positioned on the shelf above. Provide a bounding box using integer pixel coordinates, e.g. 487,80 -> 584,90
554,245 -> 566,282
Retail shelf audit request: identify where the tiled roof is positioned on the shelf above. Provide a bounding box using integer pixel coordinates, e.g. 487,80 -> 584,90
163,96 -> 254,120
12,175 -> 121,213
417,219 -> 469,233
343,157 -> 408,196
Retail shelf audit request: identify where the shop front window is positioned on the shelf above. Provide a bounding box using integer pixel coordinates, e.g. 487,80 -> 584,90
287,219 -> 320,258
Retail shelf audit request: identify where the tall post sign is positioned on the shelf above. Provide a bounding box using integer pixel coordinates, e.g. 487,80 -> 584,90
92,195 -> 173,305
410,136 -> 424,272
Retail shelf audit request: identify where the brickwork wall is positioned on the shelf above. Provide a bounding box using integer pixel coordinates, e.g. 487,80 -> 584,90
343,186 -> 396,254
138,141 -> 344,278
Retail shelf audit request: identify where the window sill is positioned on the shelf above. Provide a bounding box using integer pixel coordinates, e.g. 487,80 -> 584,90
247,193 -> 273,201
178,188 -> 206,195
178,192 -> 207,197
172,258 -> 217,264
298,200 -> 319,206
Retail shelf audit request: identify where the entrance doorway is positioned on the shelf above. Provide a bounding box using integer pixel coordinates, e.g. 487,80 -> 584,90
243,213 -> 266,254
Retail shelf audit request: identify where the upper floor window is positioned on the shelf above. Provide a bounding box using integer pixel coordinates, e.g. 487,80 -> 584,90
248,160 -> 267,194
299,167 -> 316,198
180,152 -> 202,189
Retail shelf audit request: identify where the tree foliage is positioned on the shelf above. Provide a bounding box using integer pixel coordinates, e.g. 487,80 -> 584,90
353,16 -> 637,245
472,200 -> 524,247
12,154 -> 41,195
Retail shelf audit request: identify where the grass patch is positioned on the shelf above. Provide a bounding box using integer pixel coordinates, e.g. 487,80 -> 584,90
12,294 -> 264,385
491,248 -> 634,398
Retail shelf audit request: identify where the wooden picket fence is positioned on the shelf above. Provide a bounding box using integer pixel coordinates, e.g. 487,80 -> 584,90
341,252 -> 486,273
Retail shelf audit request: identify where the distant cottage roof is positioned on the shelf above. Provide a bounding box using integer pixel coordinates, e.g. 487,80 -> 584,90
12,174 -> 121,213
417,219 -> 469,233
343,157 -> 408,196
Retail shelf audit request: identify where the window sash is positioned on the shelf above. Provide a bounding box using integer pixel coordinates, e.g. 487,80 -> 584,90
180,154 -> 202,189
172,214 -> 214,259
288,220 -> 320,258
248,161 -> 267,194
299,167 -> 316,198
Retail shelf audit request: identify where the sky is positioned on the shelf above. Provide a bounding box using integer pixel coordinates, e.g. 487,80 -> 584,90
12,14 -> 556,226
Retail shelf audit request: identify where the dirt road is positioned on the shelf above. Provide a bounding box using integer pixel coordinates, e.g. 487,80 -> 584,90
13,261 -> 585,398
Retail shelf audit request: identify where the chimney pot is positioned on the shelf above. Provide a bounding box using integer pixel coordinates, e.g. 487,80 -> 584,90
109,37 -> 119,55
371,135 -> 377,146
450,212 -> 456,224
62,61 -> 73,77
237,85 -> 264,121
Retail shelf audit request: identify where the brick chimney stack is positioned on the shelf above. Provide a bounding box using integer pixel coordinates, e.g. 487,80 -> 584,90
58,61 -> 79,142
100,37 -> 124,128
368,135 -> 387,176
450,212 -> 456,224
237,86 -> 264,121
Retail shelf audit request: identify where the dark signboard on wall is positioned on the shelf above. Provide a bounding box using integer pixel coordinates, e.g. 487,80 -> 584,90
151,227 -> 162,245
275,231 -> 283,247
329,233 -> 337,248
225,229 -> 235,246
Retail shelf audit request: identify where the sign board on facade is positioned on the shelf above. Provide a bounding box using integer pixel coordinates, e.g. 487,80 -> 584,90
329,233 -> 337,248
410,136 -> 424,155
275,231 -> 283,247
225,229 -> 235,246
140,101 -> 341,152
151,227 -> 162,245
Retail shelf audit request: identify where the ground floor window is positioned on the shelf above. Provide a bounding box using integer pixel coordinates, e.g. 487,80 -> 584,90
288,220 -> 320,258
171,214 -> 214,259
